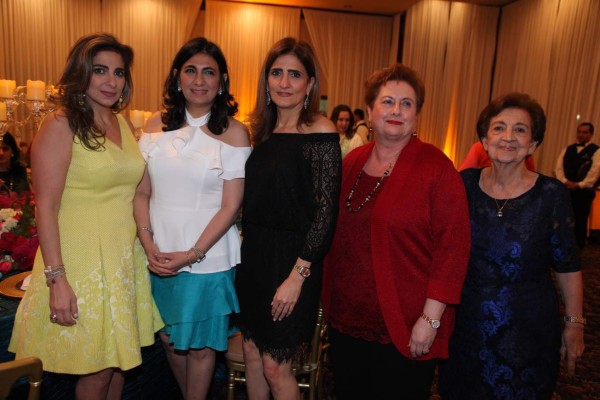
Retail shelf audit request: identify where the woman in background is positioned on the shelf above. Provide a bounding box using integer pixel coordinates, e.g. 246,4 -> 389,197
134,37 -> 250,400
322,63 -> 470,400
332,104 -> 363,158
235,37 -> 341,399
10,33 -> 162,400
439,93 -> 584,399
0,131 -> 29,195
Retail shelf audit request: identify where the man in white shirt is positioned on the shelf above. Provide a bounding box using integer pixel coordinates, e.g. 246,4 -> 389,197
555,122 -> 600,248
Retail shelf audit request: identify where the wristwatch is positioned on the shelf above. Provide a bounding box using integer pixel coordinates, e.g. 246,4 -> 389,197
294,264 -> 311,278
421,313 -> 441,329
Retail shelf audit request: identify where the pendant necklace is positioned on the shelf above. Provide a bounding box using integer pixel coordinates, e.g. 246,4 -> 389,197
345,162 -> 392,213
491,183 -> 515,218
493,196 -> 511,218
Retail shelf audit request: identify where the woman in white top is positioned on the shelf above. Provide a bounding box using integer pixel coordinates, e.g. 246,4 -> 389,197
332,104 -> 363,158
133,37 -> 251,400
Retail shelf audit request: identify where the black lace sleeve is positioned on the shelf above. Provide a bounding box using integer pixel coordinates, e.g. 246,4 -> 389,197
299,136 -> 341,262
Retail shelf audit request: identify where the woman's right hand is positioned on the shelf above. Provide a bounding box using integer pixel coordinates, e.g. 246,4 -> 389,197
49,277 -> 78,326
142,242 -> 177,275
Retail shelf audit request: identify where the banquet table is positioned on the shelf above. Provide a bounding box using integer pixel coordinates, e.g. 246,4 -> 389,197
0,274 -> 180,400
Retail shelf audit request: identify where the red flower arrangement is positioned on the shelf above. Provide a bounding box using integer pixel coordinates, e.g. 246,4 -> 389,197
0,192 -> 38,276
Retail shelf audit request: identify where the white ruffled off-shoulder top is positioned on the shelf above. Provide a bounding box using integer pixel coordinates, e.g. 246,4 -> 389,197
138,112 -> 251,274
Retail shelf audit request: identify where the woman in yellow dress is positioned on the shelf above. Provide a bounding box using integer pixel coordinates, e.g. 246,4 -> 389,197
9,33 -> 162,400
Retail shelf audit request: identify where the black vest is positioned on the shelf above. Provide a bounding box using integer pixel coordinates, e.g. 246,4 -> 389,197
563,143 -> 599,182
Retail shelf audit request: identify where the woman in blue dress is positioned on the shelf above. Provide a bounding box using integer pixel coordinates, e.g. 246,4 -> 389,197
439,93 -> 585,399
133,38 -> 250,399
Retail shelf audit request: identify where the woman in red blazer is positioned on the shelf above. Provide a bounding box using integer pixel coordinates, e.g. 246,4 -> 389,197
322,63 -> 470,400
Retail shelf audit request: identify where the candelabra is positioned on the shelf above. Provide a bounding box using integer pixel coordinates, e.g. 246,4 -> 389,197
0,80 -> 56,144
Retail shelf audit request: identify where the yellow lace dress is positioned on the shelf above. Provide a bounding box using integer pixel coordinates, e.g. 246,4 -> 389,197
9,115 -> 163,374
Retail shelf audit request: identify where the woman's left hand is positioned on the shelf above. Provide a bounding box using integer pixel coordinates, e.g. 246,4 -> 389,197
409,318 -> 437,358
561,324 -> 585,374
151,251 -> 191,275
271,272 -> 304,321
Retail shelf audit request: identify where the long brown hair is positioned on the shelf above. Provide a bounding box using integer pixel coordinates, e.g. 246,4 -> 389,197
248,37 -> 321,144
51,33 -> 134,151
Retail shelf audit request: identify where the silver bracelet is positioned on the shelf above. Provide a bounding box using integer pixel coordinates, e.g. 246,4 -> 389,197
189,247 -> 206,263
44,264 -> 66,286
137,226 -> 153,234
564,315 -> 586,325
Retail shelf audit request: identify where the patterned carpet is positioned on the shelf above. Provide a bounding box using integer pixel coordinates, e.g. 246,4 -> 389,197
552,240 -> 600,400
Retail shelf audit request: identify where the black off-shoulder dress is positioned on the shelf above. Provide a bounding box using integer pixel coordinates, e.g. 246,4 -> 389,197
235,132 -> 341,363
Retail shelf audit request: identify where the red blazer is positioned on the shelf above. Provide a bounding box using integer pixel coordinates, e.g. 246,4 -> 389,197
322,137 -> 470,359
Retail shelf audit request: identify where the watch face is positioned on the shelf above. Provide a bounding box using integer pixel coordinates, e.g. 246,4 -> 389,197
431,320 -> 441,329
300,267 -> 311,278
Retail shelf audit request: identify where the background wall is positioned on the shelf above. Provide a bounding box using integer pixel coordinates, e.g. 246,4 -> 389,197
1,0 -> 598,174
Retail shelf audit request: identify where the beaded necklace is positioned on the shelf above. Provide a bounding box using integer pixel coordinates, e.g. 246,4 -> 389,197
345,162 -> 392,213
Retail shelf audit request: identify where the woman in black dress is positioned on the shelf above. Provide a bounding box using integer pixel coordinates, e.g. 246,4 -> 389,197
235,37 -> 341,399
439,93 -> 585,399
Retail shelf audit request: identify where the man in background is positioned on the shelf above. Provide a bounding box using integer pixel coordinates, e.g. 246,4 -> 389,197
555,122 -> 600,248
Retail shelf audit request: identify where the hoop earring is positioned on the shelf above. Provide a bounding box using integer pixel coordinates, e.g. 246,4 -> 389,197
303,93 -> 309,110
266,88 -> 271,106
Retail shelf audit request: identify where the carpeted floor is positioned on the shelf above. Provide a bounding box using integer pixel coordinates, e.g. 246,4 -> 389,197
213,241 -> 600,400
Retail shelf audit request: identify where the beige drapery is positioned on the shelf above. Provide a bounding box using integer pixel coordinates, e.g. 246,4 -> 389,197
303,9 -> 393,117
0,0 -> 201,117
204,0 -> 301,123
403,0 -> 498,162
493,0 -> 600,175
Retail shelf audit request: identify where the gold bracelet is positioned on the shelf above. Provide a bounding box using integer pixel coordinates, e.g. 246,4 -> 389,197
564,316 -> 586,325
185,251 -> 194,269
137,227 -> 153,234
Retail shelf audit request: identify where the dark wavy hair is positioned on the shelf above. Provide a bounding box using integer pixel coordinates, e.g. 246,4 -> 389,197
51,33 -> 133,151
1,131 -> 20,168
476,92 -> 546,146
249,37 -> 321,144
364,63 -> 425,113
161,37 -> 237,134
330,104 -> 355,139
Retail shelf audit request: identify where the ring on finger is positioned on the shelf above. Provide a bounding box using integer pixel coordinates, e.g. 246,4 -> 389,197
50,314 -> 58,323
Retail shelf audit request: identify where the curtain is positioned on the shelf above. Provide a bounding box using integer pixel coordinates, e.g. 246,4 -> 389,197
0,0 -> 101,143
303,9 -> 393,117
494,0 -> 600,175
205,0 -> 301,123
101,0 -> 202,113
403,1 -> 498,164
441,3 -> 499,164
403,0 -> 451,148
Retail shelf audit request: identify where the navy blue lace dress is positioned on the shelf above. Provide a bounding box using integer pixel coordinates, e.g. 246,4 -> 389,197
439,168 -> 580,400
235,133 -> 341,363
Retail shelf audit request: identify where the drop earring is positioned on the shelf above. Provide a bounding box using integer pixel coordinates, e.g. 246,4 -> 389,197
177,83 -> 182,92
266,88 -> 271,106
303,93 -> 309,110
78,93 -> 86,106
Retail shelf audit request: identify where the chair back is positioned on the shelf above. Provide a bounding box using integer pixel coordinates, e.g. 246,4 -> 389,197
0,357 -> 43,400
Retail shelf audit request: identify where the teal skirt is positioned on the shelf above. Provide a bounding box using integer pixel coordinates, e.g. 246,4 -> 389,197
151,268 -> 239,351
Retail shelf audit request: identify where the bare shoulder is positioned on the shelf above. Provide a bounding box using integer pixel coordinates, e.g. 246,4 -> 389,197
305,114 -> 336,134
34,110 -> 73,147
144,111 -> 164,133
218,118 -> 251,147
